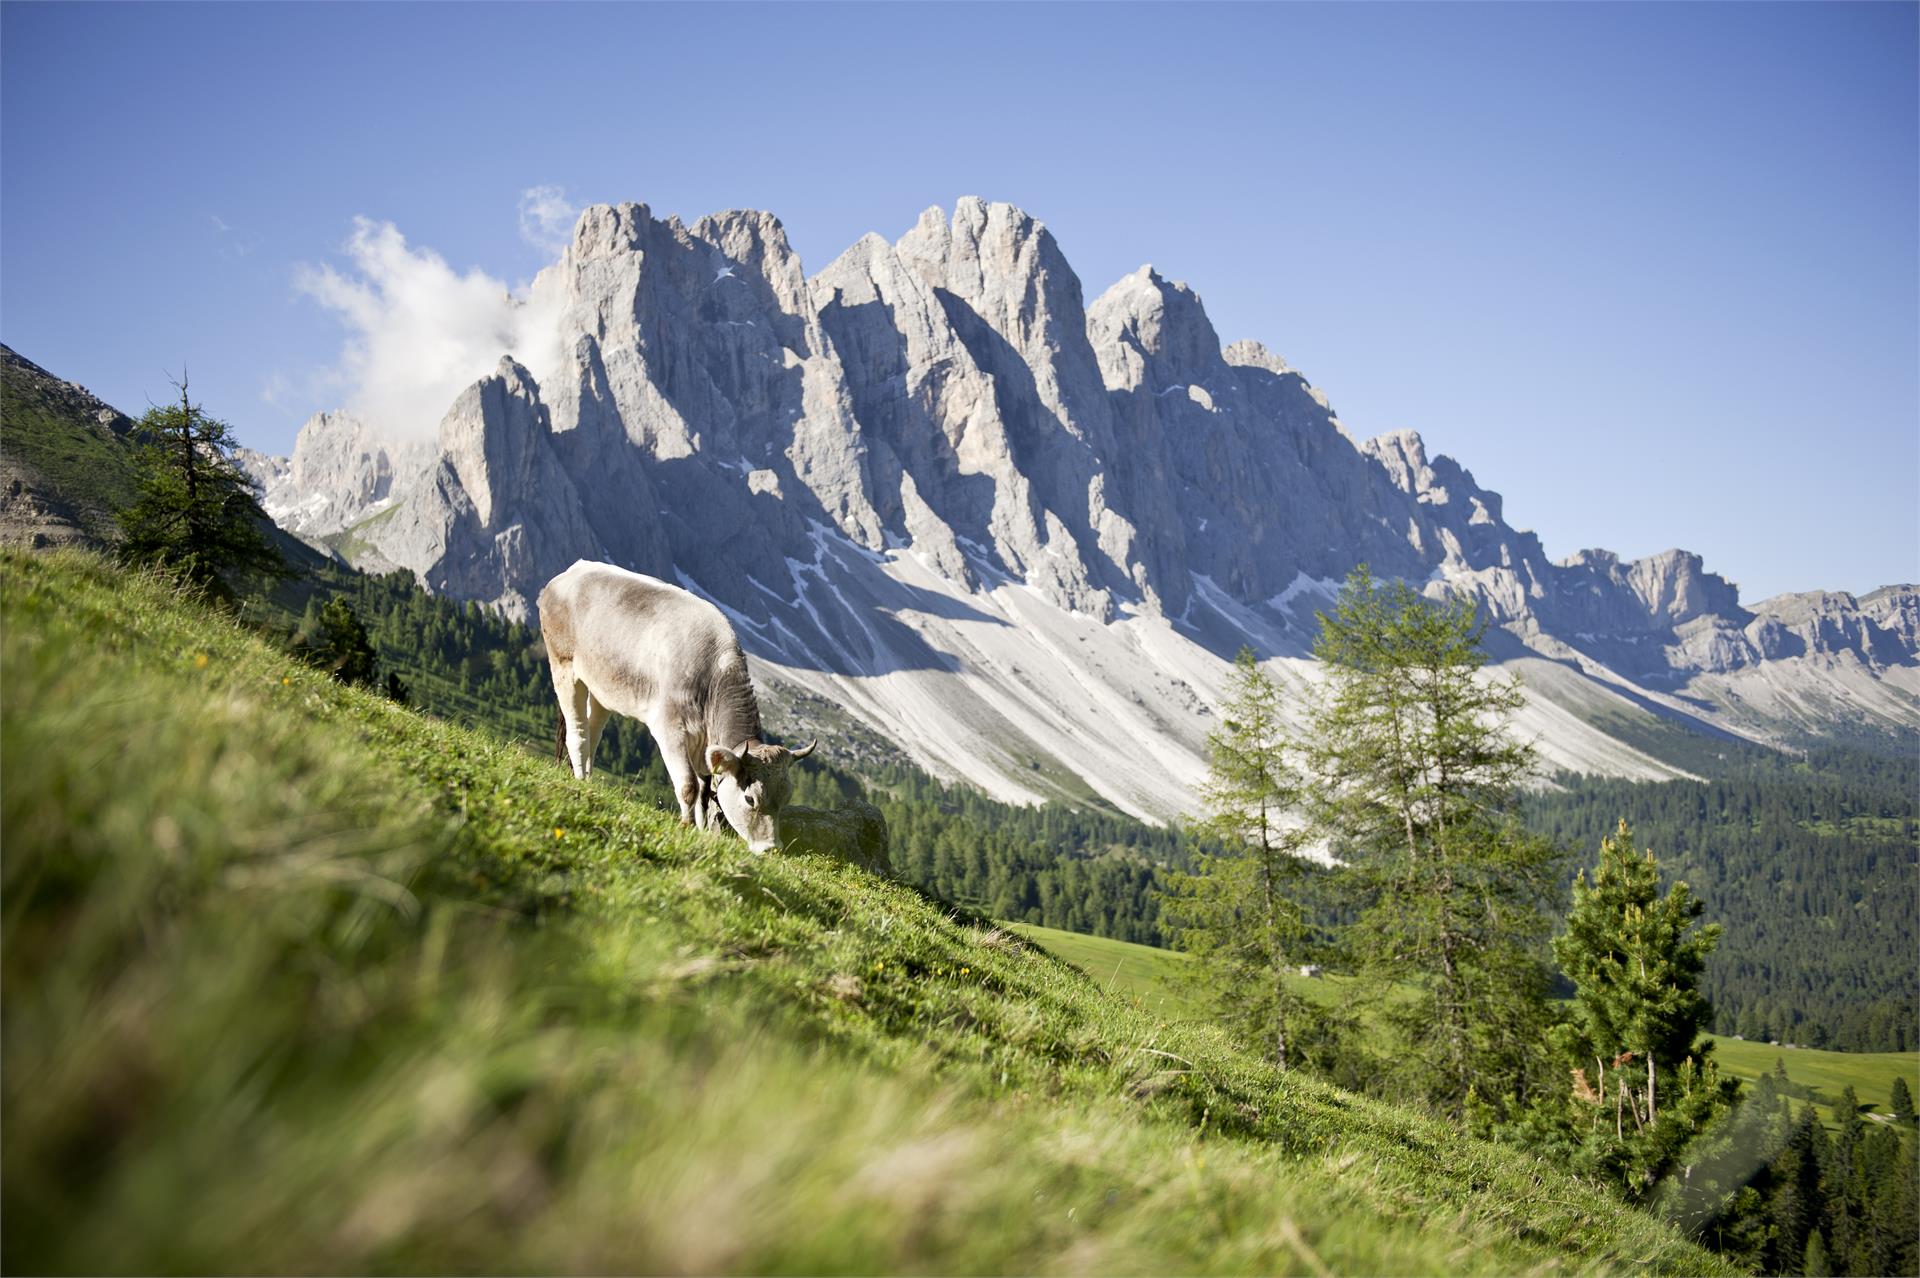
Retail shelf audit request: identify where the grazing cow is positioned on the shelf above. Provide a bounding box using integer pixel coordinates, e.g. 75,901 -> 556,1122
538,560 -> 814,850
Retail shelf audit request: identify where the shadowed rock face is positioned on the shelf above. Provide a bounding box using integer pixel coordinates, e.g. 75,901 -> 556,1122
242,199 -> 1917,809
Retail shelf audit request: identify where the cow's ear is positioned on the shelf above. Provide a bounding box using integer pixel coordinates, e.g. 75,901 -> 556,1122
707,745 -> 740,776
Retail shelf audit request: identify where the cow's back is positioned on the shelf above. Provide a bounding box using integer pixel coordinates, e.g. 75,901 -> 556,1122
539,561 -> 742,718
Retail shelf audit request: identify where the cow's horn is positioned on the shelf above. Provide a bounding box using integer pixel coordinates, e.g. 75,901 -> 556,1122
789,738 -> 817,761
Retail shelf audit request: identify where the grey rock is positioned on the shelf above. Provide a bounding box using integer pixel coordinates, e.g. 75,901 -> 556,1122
359,358 -> 600,621
775,800 -> 891,876
240,410 -> 431,537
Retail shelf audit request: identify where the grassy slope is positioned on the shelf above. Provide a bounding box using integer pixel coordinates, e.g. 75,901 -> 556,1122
1012,924 -> 1920,1131
0,550 -> 1734,1276
0,352 -> 141,540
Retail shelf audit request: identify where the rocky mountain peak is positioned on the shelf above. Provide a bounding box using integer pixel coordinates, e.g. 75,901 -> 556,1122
243,408 -> 429,537
239,197 -> 1917,812
1086,266 -> 1223,394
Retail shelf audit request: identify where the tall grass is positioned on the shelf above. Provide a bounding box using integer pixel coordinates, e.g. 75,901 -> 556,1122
0,550 -> 1733,1274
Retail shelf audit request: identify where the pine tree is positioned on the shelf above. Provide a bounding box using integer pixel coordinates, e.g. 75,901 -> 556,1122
1890,1075 -> 1914,1124
1162,646 -> 1315,1070
1306,567 -> 1558,1116
117,374 -> 283,592
1803,1227 -> 1830,1277
1549,820 -> 1731,1203
296,597 -> 380,688
1760,1103 -> 1828,1274
1825,1087 -> 1864,1272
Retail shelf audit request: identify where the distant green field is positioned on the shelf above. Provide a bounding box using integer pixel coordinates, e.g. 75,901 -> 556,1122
1010,922 -> 1200,1015
1012,923 -> 1920,1127
1705,1034 -> 1920,1125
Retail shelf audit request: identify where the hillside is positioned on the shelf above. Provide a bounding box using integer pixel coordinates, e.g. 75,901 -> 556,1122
0,343 -> 140,548
0,549 -> 1735,1275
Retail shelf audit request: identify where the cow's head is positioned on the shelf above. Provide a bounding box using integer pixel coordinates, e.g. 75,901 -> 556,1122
706,738 -> 816,852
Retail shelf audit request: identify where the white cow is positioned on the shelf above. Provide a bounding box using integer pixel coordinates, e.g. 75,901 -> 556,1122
538,560 -> 814,850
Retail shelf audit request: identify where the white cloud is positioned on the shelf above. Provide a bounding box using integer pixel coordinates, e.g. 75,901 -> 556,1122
293,217 -> 566,443
518,184 -> 580,254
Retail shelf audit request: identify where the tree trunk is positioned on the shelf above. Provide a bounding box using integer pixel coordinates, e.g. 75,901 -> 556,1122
1259,800 -> 1287,1074
179,379 -> 199,559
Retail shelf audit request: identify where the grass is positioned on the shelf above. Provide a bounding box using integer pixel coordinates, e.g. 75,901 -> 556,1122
1012,923 -> 1920,1135
0,549 -> 1739,1275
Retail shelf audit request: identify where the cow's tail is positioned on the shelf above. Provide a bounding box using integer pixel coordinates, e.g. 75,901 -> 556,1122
554,708 -> 568,769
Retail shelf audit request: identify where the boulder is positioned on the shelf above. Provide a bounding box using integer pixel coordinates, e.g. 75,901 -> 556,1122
775,800 -> 891,876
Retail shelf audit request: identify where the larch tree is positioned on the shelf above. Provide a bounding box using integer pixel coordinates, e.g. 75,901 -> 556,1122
1162,646 -> 1314,1071
1305,566 -> 1558,1117
118,373 -> 283,593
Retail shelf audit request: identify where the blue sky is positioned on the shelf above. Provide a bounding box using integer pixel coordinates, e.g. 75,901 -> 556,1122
3,2 -> 1914,602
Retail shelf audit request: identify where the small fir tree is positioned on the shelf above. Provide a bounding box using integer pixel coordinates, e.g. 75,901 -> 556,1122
1550,819 -> 1729,1199
1803,1227 -> 1830,1278
296,597 -> 380,688
1162,646 -> 1315,1070
117,374 -> 282,592
1890,1075 -> 1914,1124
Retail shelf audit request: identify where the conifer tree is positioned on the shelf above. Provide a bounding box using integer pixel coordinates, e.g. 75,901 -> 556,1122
1305,566 -> 1558,1116
1890,1075 -> 1914,1124
296,597 -> 380,688
1163,646 -> 1314,1070
1825,1087 -> 1864,1269
118,374 -> 283,592
1804,1227 -> 1830,1278
1551,819 -> 1729,1199
1765,1107 -> 1823,1276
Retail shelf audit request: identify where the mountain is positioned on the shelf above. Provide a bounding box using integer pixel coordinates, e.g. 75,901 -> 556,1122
0,343 -> 140,550
225,198 -> 1915,818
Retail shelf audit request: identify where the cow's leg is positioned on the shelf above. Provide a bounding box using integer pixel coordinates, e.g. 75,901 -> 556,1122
552,665 -> 592,779
583,692 -> 612,771
696,773 -> 716,831
658,743 -> 703,827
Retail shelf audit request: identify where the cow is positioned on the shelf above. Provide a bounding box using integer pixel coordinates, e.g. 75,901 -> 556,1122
538,560 -> 814,851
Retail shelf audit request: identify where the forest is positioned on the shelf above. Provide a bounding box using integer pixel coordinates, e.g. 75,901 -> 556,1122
1524,751 -> 1918,1052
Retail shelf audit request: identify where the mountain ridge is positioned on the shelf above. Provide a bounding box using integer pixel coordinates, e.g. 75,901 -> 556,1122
89,197 -> 1920,815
